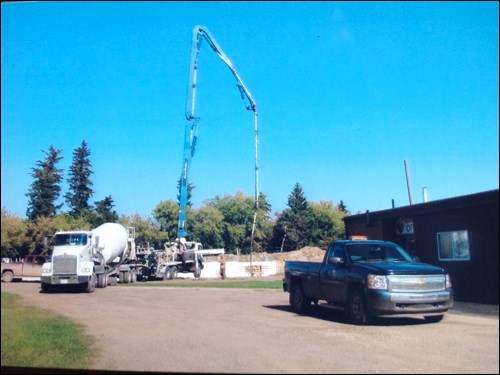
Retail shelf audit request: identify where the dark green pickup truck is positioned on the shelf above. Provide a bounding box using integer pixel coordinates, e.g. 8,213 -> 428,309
283,240 -> 454,325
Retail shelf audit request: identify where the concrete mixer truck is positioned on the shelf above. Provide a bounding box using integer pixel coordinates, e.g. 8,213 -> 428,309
41,223 -> 139,293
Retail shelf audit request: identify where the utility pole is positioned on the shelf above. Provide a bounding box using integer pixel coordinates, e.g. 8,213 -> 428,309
404,160 -> 414,205
280,226 -> 287,252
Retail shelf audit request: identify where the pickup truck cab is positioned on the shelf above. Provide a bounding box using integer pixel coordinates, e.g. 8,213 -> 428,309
283,239 -> 453,325
1,254 -> 49,282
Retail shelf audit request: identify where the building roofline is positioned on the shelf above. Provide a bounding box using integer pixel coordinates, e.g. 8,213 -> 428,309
344,189 -> 499,221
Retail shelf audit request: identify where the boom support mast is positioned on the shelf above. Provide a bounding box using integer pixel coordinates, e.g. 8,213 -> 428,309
177,25 -> 259,239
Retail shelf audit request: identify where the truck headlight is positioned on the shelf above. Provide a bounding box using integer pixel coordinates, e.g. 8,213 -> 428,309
367,274 -> 387,290
42,268 -> 51,274
445,274 -> 452,289
81,267 -> 91,273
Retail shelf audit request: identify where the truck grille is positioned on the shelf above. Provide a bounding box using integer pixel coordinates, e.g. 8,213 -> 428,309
388,275 -> 445,292
53,254 -> 77,275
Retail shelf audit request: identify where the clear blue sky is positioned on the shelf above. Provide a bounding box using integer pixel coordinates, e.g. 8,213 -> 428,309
2,2 -> 499,219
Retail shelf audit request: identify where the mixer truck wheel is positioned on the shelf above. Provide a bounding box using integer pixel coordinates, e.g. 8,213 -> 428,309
119,271 -> 130,283
97,274 -> 106,288
84,273 -> 96,293
41,283 -> 53,293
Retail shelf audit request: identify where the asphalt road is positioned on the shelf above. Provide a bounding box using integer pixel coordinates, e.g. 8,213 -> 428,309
1,280 -> 499,374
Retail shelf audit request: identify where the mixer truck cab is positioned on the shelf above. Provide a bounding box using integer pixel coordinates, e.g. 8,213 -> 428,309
41,223 -> 138,293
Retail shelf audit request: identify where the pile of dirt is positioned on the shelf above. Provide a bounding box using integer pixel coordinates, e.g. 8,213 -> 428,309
226,246 -> 325,274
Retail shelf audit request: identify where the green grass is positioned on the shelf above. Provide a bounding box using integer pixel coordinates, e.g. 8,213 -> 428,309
1,291 -> 95,370
128,278 -> 284,289
1,279 -> 282,369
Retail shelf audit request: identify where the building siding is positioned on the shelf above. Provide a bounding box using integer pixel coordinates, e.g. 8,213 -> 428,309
344,190 -> 499,304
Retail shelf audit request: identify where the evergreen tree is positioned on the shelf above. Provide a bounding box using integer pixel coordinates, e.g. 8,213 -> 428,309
270,183 -> 313,252
287,182 -> 308,213
65,140 -> 94,217
26,145 -> 64,220
94,195 -> 118,225
337,200 -> 349,215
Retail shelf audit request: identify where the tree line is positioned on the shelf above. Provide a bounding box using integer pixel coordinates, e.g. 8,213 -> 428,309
1,141 -> 350,259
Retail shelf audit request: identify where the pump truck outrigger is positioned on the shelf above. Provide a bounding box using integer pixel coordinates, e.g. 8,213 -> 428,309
168,25 -> 259,265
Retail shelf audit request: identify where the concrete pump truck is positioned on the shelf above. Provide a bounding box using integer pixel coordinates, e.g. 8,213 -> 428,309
150,25 -> 260,279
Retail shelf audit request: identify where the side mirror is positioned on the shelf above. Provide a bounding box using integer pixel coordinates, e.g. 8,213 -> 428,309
328,256 -> 344,265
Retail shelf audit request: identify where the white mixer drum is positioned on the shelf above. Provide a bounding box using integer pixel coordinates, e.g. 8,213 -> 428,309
92,223 -> 128,264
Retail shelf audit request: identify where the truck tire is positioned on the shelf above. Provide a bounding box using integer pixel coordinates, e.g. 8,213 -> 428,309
171,267 -> 178,279
97,273 -> 107,288
41,283 -> 54,293
193,267 -> 201,279
347,289 -> 371,325
2,270 -> 14,283
119,270 -> 131,284
290,283 -> 311,314
163,267 -> 172,280
84,273 -> 96,293
130,269 -> 137,283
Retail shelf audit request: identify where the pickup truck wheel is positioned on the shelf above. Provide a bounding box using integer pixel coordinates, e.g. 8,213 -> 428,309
171,267 -> 178,279
290,284 -> 311,314
348,289 -> 371,325
2,270 -> 14,283
424,314 -> 444,323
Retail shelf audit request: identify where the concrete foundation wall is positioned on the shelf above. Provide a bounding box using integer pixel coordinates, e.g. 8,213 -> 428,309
176,261 -> 277,279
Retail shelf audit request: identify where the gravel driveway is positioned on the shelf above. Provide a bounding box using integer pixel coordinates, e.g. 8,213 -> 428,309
1,280 -> 499,374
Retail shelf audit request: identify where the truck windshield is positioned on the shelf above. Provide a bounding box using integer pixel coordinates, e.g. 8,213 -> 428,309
346,243 -> 413,263
54,233 -> 88,246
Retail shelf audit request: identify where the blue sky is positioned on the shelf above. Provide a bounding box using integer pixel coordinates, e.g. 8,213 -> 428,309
2,1 -> 499,220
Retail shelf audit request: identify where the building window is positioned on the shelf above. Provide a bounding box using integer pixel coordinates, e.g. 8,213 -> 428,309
437,230 -> 470,261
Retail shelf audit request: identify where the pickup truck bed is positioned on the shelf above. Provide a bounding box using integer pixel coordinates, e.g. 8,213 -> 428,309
1,255 -> 49,282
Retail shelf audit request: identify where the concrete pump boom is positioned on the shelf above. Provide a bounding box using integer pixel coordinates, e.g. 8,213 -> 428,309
177,25 -> 259,240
